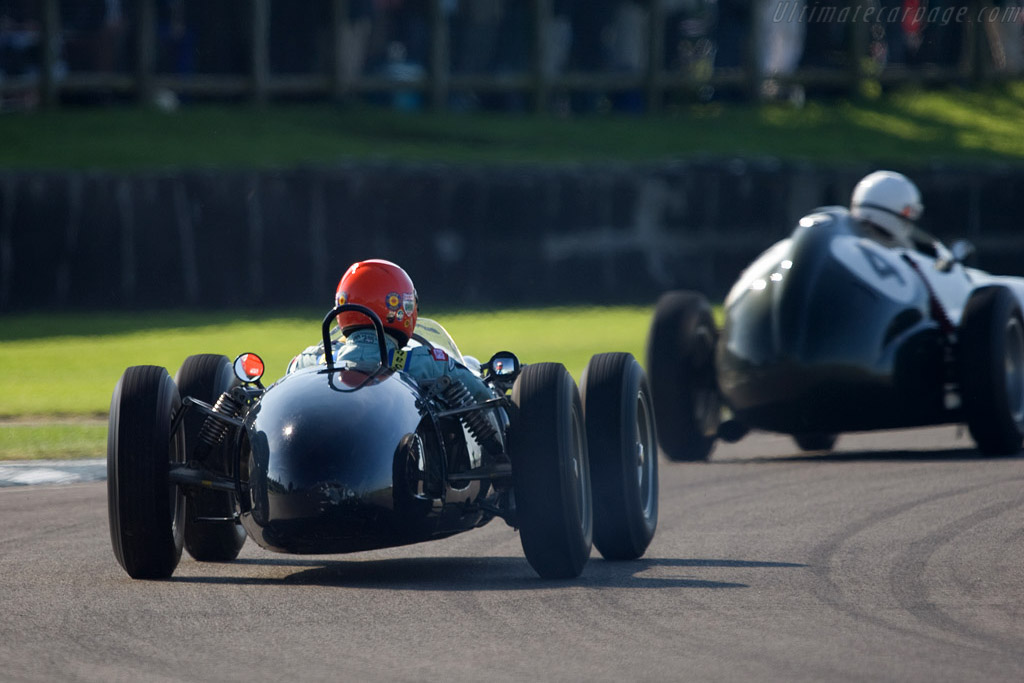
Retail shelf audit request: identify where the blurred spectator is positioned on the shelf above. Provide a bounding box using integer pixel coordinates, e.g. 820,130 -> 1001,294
0,0 -> 44,109
872,0 -> 963,69
156,0 -> 196,75
755,0 -> 805,100
547,0 -> 573,78
339,0 -> 375,85
60,0 -> 127,73
4,0 -> 1013,111
368,0 -> 429,73
381,39 -> 425,110
987,0 -> 1024,73
0,0 -> 39,79
663,0 -> 716,102
607,0 -> 648,74
607,0 -> 649,111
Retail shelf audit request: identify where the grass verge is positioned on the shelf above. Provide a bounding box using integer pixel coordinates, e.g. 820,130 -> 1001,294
0,306 -> 655,460
0,422 -> 108,461
2,85 -> 1023,169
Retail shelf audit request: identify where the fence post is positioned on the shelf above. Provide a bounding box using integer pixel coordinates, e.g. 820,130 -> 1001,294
973,0 -> 995,83
744,3 -> 760,99
39,0 -> 60,107
847,0 -> 868,97
251,0 -> 271,104
429,0 -> 449,111
331,0 -> 349,100
136,0 -> 157,104
532,0 -> 552,114
647,0 -> 665,113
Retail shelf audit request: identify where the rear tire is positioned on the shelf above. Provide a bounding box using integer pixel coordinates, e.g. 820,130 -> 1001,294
511,363 -> 593,579
646,291 -> 721,461
175,354 -> 247,562
107,365 -> 185,579
959,286 -> 1024,456
792,433 -> 838,452
581,352 -> 658,561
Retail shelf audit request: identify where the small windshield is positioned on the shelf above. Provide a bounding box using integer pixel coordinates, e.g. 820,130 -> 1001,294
412,318 -> 465,365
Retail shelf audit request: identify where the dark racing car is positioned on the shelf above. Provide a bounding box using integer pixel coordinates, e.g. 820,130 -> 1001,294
647,205 -> 1024,461
108,306 -> 658,580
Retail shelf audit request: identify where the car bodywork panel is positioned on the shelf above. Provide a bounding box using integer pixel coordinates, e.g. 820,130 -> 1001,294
240,358 -> 489,555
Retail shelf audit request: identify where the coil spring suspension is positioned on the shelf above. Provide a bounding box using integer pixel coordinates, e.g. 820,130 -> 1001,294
441,378 -> 501,454
198,390 -> 244,446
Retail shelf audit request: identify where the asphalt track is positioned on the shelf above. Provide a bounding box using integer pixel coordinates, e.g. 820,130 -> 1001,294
2,426 -> 1022,682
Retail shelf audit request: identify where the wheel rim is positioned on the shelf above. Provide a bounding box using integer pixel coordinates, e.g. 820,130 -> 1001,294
1005,316 -> 1024,424
570,407 -> 592,539
635,389 -> 656,521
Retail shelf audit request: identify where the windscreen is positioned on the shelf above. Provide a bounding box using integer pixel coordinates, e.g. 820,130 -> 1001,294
412,318 -> 465,365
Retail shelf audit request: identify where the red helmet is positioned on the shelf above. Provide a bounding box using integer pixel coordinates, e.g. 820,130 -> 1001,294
334,259 -> 418,343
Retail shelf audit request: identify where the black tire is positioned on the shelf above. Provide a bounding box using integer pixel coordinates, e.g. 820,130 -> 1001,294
581,352 -> 658,561
792,433 -> 838,452
107,365 -> 185,579
175,354 -> 247,562
959,286 -> 1024,456
511,363 -> 593,579
645,291 -> 721,461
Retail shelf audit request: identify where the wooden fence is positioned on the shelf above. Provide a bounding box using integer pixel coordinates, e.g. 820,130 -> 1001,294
3,161 -> 1023,312
3,0 -> 1019,112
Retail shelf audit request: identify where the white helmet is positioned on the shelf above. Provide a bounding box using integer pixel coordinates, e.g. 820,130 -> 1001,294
850,171 -> 923,242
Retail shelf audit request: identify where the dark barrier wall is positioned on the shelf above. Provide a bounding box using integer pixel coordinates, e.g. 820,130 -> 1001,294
1,161 -> 1022,312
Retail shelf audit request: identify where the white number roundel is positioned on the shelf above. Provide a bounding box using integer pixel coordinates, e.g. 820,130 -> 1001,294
829,236 -> 917,305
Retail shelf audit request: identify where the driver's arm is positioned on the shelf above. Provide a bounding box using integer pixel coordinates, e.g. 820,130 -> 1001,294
400,347 -> 493,402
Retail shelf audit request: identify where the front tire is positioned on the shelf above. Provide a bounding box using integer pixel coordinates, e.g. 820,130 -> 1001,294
581,352 -> 658,561
511,363 -> 593,579
959,286 -> 1024,456
175,354 -> 247,562
646,291 -> 721,461
107,365 -> 185,579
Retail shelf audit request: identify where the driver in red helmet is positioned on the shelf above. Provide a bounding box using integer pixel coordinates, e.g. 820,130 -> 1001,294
287,259 -> 492,402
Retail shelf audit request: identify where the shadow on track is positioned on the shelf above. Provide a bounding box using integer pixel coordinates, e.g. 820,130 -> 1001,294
711,447 -> 1022,464
170,556 -> 805,590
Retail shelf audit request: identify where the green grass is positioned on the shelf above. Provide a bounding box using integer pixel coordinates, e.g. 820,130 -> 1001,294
0,423 -> 108,461
0,306 -> 653,460
3,85 -> 1024,169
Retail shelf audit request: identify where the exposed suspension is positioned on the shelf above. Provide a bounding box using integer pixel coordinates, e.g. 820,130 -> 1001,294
440,377 -> 502,454
198,389 -> 245,446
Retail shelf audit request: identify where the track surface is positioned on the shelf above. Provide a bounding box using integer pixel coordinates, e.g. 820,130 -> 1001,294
2,426 -> 1023,682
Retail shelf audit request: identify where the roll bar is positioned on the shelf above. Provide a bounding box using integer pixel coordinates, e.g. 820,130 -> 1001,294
321,304 -> 389,372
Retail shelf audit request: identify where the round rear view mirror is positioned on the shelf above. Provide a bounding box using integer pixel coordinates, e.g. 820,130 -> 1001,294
233,353 -> 265,384
487,351 -> 521,380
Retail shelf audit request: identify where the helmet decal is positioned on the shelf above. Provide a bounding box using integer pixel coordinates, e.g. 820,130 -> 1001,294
403,293 -> 416,316
337,291 -> 348,306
